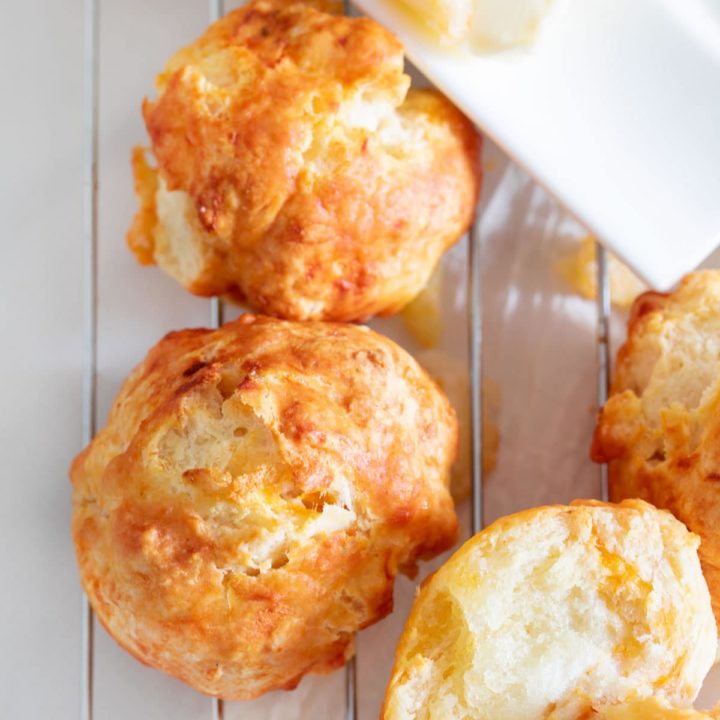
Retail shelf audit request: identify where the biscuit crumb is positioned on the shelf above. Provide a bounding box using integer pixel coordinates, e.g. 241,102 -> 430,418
558,235 -> 646,310
401,266 -> 443,349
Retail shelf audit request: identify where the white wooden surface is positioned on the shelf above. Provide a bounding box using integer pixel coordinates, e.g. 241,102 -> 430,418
2,1 -> 719,717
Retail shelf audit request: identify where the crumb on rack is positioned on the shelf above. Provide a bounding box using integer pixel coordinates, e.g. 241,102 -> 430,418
483,156 -> 498,173
557,234 -> 647,310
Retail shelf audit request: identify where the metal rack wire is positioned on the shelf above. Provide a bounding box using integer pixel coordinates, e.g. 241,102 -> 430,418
595,244 -> 611,503
208,0 -> 226,716
80,0 -> 612,717
81,0 -> 99,716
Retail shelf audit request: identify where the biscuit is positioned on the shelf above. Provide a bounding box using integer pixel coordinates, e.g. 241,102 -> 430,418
592,271 -> 720,627
128,0 -> 481,321
70,315 -> 458,699
382,500 -> 716,720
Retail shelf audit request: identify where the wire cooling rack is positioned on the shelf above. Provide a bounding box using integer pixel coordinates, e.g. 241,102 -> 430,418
80,0 -> 612,717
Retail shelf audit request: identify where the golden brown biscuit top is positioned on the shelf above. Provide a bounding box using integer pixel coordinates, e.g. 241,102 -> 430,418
74,315 -> 458,568
143,0 -> 410,246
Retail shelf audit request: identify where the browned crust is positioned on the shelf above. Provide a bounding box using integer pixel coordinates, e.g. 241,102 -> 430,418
127,0 -> 481,321
592,271 -> 720,625
70,315 -> 458,699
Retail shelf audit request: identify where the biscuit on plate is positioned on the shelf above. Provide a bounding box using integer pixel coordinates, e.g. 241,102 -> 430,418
70,315 -> 458,699
592,271 -> 720,627
128,0 -> 481,321
382,500 -> 716,720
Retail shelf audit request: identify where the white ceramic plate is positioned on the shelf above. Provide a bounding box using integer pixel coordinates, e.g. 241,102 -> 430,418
355,0 -> 720,290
